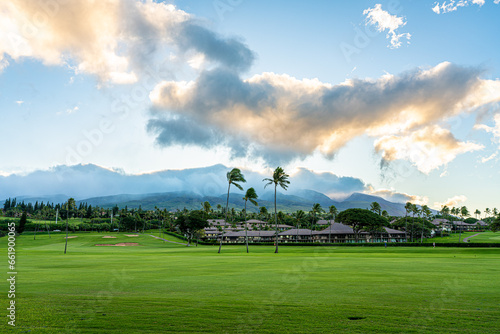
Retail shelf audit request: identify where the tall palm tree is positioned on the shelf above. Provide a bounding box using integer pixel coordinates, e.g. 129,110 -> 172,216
219,168 -> 246,253
310,203 -> 324,241
263,167 -> 290,253
411,204 -> 420,242
485,208 -> 491,219
421,205 -> 431,243
370,202 -> 382,215
242,188 -> 258,253
459,206 -> 469,242
294,210 -> 305,242
405,202 -> 412,241
202,201 -> 212,218
64,197 -> 75,254
474,209 -> 481,220
329,205 -> 338,244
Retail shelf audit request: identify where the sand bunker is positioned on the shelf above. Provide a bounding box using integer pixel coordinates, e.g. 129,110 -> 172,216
65,236 -> 78,239
95,243 -> 139,247
102,236 -> 116,238
125,234 -> 139,237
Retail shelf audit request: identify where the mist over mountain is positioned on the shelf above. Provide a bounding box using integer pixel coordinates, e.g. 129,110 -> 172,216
0,163 -> 416,215
0,164 -> 366,200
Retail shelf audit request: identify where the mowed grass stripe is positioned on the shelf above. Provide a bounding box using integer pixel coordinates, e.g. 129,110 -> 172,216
2,233 -> 499,333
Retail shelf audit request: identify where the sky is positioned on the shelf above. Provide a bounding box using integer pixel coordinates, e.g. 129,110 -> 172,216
0,0 -> 499,212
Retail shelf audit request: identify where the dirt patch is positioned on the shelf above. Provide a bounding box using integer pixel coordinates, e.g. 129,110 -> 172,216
95,243 -> 139,247
102,236 -> 116,238
125,234 -> 139,237
65,236 -> 78,239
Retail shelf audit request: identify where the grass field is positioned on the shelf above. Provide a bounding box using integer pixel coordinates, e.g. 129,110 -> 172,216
464,232 -> 500,243
2,233 -> 500,333
427,231 -> 496,243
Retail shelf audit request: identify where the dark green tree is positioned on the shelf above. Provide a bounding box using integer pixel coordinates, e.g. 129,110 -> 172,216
490,216 -> 500,232
176,210 -> 209,246
336,208 -> 388,243
19,211 -> 27,234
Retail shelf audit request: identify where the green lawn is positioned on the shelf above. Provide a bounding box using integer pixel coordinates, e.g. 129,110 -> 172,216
1,233 -> 500,333
464,231 -> 500,243
425,231 -> 482,243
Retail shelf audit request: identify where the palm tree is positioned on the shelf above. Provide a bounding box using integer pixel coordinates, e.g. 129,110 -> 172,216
370,202 -> 382,215
411,204 -> 419,242
263,167 -> 290,253
64,197 -> 75,254
310,203 -> 324,239
259,206 -> 269,226
294,210 -> 305,242
202,201 -> 212,218
474,209 -> 481,220
459,206 -> 469,242
405,202 -> 412,241
242,188 -> 258,253
219,168 -> 246,253
421,205 -> 431,243
485,208 -> 491,219
328,205 -> 338,244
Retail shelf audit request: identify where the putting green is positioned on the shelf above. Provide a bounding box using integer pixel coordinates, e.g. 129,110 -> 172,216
2,233 -> 500,333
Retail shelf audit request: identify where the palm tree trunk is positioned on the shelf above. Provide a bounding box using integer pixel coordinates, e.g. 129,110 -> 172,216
274,184 -> 278,253
245,200 -> 249,253
219,182 -> 231,253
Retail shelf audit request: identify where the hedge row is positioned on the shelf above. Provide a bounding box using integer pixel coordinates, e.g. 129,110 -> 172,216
201,242 -> 500,247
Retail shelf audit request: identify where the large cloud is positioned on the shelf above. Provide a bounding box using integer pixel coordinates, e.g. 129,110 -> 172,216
374,125 -> 483,174
149,62 -> 500,170
0,0 -> 254,82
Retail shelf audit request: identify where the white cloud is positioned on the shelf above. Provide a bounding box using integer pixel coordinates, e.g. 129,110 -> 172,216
432,0 -> 486,14
474,113 -> 500,148
374,125 -> 483,174
363,4 -> 411,48
15,100 -> 23,105
150,62 -> 498,169
0,0 -> 254,84
433,195 -> 467,209
481,153 -> 497,163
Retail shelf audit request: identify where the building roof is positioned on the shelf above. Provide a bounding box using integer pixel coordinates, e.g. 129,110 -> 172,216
316,219 -> 332,225
383,227 -> 406,234
223,230 -> 276,237
245,219 -> 268,224
316,223 -> 355,234
278,229 -> 314,236
431,219 -> 450,225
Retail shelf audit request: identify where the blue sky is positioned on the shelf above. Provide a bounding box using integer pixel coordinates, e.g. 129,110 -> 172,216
0,0 -> 499,212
